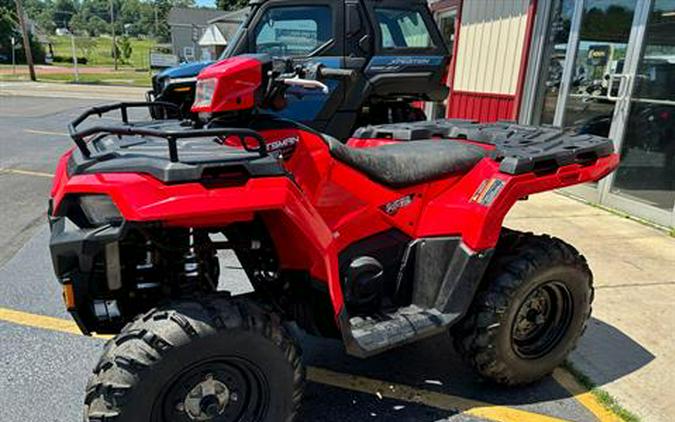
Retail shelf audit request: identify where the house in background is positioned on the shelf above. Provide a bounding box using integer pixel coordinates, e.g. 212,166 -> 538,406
198,8 -> 249,61
167,7 -> 226,62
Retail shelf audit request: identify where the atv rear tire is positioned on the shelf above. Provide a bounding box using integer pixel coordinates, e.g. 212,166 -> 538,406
84,297 -> 304,422
453,231 -> 593,385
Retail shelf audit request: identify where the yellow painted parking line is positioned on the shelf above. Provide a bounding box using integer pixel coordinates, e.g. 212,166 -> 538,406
0,306 -> 609,422
0,168 -> 53,178
24,129 -> 69,137
308,367 -> 567,422
0,307 -> 109,339
553,368 -> 623,422
0,307 -> 82,336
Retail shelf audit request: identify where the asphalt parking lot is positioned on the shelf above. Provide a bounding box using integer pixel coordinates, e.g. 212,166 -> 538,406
0,91 -> 622,422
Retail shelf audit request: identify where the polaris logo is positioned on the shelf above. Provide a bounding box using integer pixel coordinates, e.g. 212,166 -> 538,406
267,136 -> 299,158
381,194 -> 414,216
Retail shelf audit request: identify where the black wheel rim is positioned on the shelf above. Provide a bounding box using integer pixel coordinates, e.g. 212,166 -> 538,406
511,281 -> 574,359
154,358 -> 270,422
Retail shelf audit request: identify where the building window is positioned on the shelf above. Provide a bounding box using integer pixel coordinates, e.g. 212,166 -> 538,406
375,8 -> 434,49
254,6 -> 332,57
183,46 -> 195,61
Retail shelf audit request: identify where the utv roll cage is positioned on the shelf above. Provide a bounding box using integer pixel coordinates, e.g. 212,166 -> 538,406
68,102 -> 269,162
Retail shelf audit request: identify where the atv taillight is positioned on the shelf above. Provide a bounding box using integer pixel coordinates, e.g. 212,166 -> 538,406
78,195 -> 123,226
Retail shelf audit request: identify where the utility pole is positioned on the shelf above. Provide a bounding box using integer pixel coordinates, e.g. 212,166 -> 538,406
14,0 -> 36,81
110,0 -> 118,70
154,1 -> 159,37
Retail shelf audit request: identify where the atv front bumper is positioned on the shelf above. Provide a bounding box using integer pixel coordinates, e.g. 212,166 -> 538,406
48,212 -> 128,335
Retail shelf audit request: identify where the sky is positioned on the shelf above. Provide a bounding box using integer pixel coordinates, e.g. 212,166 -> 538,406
196,0 -> 217,7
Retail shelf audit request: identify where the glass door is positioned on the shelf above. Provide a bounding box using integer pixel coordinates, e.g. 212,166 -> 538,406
554,0 -> 641,202
559,0 -> 640,138
604,0 -> 675,227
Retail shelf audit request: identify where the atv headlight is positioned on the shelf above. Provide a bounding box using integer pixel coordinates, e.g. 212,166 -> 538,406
193,78 -> 217,108
167,76 -> 197,86
164,77 -> 197,94
78,195 -> 123,226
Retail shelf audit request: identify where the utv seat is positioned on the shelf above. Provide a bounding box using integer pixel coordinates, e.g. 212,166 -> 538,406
323,137 -> 487,188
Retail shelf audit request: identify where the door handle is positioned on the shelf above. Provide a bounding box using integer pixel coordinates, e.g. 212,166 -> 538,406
607,74 -> 630,102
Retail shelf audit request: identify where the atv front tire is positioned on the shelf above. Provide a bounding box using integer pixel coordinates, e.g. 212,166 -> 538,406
453,231 -> 593,385
84,297 -> 304,422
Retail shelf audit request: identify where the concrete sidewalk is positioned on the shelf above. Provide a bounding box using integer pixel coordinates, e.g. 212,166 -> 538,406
506,192 -> 675,422
0,81 -> 147,101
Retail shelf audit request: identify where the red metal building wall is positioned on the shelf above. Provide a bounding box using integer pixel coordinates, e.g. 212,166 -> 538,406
445,0 -> 536,123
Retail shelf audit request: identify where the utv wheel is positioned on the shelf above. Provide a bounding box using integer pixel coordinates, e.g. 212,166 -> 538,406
453,232 -> 593,385
84,297 -> 304,422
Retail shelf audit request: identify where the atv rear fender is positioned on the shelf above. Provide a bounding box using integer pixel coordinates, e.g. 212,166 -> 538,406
417,153 -> 619,250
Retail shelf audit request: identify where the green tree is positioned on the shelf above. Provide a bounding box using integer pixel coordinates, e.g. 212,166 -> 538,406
216,0 -> 248,11
0,0 -> 45,63
116,34 -> 131,63
52,0 -> 76,29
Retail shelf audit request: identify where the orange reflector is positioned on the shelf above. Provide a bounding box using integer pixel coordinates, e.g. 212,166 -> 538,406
62,284 -> 76,310
174,86 -> 191,92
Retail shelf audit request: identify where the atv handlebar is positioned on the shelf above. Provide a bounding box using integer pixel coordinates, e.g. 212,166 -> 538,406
319,67 -> 356,79
69,102 -> 268,162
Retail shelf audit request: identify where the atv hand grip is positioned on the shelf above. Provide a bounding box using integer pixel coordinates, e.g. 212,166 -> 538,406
319,68 -> 356,79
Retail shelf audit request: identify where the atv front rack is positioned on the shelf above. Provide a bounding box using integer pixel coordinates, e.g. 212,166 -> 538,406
68,102 -> 268,162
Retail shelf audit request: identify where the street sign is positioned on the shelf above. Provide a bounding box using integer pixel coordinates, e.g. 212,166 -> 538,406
150,52 -> 179,68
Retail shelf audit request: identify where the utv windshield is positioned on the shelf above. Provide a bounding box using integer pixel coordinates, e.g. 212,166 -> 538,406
221,22 -> 247,59
253,6 -> 333,57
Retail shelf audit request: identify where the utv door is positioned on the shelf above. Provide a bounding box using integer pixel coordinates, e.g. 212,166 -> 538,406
362,0 -> 449,102
245,0 -> 347,132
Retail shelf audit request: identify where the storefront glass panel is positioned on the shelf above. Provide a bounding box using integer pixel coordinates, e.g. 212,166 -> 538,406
537,0 -> 575,125
610,0 -> 675,211
561,0 -> 638,137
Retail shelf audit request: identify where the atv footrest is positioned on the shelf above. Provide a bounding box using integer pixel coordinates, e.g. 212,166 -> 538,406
345,306 -> 457,357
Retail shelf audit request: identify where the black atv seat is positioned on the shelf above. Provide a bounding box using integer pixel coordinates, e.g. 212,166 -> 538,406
323,137 -> 487,188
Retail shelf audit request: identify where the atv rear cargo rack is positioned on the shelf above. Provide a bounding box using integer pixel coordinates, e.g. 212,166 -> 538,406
353,120 -> 615,175
68,102 -> 268,162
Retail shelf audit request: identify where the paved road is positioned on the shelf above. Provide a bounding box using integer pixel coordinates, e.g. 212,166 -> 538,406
0,93 -> 617,422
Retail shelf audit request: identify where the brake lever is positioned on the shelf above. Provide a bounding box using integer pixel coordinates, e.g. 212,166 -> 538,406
283,77 -> 329,94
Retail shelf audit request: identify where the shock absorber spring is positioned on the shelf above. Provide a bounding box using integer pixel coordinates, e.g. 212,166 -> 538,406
181,228 -> 201,287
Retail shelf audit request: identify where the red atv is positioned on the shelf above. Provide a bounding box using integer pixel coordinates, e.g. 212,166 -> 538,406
49,55 -> 618,421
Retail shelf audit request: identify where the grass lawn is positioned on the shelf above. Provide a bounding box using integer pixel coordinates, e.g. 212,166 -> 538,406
0,70 -> 152,87
49,36 -> 157,69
